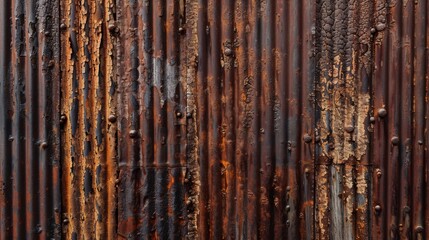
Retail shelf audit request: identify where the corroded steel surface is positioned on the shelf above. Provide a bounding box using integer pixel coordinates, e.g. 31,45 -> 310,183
0,0 -> 61,239
0,0 -> 428,239
60,0 -> 117,238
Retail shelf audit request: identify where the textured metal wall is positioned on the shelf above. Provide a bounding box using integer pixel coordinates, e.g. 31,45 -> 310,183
60,0 -> 117,238
0,0 -> 61,239
0,0 -> 428,239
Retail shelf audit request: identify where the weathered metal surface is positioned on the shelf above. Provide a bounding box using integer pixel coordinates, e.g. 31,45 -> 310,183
0,0 -> 61,239
60,0 -> 117,238
192,0 -> 315,239
1,0 -> 429,239
115,0 -> 188,238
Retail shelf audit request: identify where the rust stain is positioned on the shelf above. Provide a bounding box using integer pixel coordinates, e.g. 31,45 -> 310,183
1,0 -> 428,239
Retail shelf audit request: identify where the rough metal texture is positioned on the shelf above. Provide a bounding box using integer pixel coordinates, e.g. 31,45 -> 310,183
60,0 -> 117,239
0,0 -> 428,239
0,0 -> 61,239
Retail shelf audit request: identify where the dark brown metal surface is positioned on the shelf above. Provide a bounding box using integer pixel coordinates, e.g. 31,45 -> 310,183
0,0 -> 428,239
0,0 -> 61,239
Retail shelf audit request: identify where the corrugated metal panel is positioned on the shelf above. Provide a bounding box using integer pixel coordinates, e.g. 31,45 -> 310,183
0,0 -> 429,239
0,0 -> 61,239
371,0 -> 428,239
115,0 -> 188,238
60,0 -> 117,238
191,0 -> 315,239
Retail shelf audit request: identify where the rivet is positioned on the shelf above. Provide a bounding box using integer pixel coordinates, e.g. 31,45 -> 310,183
108,23 -> 116,32
315,136 -> 320,143
44,31 -> 50,36
370,28 -> 376,34
8,136 -> 14,142
260,128 -> 265,134
285,205 -> 290,211
224,48 -> 233,56
304,168 -> 310,174
369,116 -> 375,123
391,136 -> 399,145
378,108 -> 387,118
60,23 -> 67,30
60,114 -> 67,124
286,186 -> 291,191
403,206 -> 410,213
303,134 -> 312,143
176,112 -> 183,118
186,112 -> 192,118
345,125 -> 354,133
376,168 -> 382,178
36,225 -> 42,234
63,218 -> 69,224
108,114 -> 117,123
418,140 -> 423,145
129,130 -> 138,138
375,23 -> 386,31
415,225 -> 424,233
179,27 -> 186,34
40,142 -> 48,149
374,205 -> 382,213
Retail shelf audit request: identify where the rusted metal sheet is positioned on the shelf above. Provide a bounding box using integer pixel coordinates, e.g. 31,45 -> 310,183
115,0 -> 188,238
0,0 -> 61,239
1,0 -> 429,239
192,0 -> 315,239
60,0 -> 117,238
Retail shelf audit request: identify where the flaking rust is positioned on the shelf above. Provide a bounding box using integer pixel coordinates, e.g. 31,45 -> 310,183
319,53 -> 370,164
185,0 -> 200,239
316,0 -> 371,236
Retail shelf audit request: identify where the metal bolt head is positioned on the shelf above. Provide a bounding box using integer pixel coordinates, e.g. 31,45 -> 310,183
303,134 -> 312,143
129,130 -> 138,138
370,28 -> 376,34
285,205 -> 290,211
391,136 -> 399,145
60,114 -> 67,124
40,142 -> 48,149
418,140 -> 423,145
224,48 -> 233,56
403,206 -> 410,213
376,168 -> 382,178
63,218 -> 69,224
304,168 -> 310,174
179,27 -> 186,34
36,225 -> 42,234
176,112 -> 183,118
108,23 -> 116,32
369,116 -> 375,123
378,108 -> 387,118
415,225 -> 424,233
374,205 -> 382,213
344,125 -> 354,133
108,114 -> 117,123
60,23 -> 67,30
